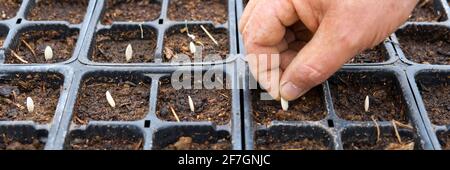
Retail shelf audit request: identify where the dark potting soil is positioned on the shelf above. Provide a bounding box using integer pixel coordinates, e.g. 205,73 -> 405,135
409,0 -> 445,22
252,86 -> 326,125
73,75 -> 150,125
163,136 -> 231,150
0,0 -> 21,20
27,0 -> 88,24
67,135 -> 143,150
163,25 -> 229,62
349,45 -> 388,64
397,26 -> 450,65
156,77 -> 231,125
417,73 -> 450,125
6,29 -> 79,64
0,135 -> 45,150
255,136 -> 330,150
102,0 -> 162,25
329,73 -> 408,123
0,32 -> 5,47
438,131 -> 450,150
168,0 -> 228,24
92,28 -> 157,63
343,131 -> 415,150
0,73 -> 63,124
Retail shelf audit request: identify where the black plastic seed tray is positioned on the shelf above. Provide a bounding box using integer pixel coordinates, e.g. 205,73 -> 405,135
77,0 -> 237,66
0,0 -> 96,65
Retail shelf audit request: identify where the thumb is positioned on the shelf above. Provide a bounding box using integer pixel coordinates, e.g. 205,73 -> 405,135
280,18 -> 367,101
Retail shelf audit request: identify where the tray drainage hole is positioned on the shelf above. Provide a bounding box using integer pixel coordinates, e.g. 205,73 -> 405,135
158,19 -> 163,24
144,120 -> 151,128
327,119 -> 334,127
16,18 -> 22,24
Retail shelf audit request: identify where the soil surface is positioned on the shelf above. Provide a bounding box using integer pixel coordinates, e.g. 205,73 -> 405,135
255,137 -> 329,150
163,136 -> 231,150
397,26 -> 450,65
92,28 -> 156,63
438,131 -> 450,150
349,45 -> 388,64
330,73 -> 408,123
164,25 -> 229,62
0,135 -> 45,150
156,78 -> 231,125
343,132 -> 415,150
0,73 -> 63,123
6,29 -> 79,64
168,0 -> 227,24
0,0 -> 21,20
417,74 -> 450,125
0,32 -> 5,47
252,87 -> 326,125
73,75 -> 150,124
102,0 -> 161,25
67,135 -> 143,150
409,0 -> 445,22
27,0 -> 88,24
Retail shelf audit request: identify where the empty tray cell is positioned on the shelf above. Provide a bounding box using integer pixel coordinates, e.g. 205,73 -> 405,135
101,0 -> 162,24
5,26 -> 79,64
163,24 -> 229,63
342,126 -> 418,150
0,73 -> 63,123
73,73 -> 151,124
153,126 -> 232,150
416,72 -> 450,125
255,126 -> 333,150
156,75 -> 231,125
0,125 -> 47,150
349,44 -> 389,64
91,25 -> 157,63
330,72 -> 408,123
27,0 -> 88,24
437,130 -> 450,150
251,86 -> 326,125
396,25 -> 450,65
0,0 -> 21,20
65,125 -> 144,150
168,0 -> 228,24
409,0 -> 446,22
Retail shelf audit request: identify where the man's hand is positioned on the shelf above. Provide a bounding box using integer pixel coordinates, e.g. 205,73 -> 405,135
239,0 -> 417,101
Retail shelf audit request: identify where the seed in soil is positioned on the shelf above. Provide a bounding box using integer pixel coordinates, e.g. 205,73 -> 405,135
0,73 -> 63,124
342,126 -> 416,150
65,126 -> 144,150
5,28 -> 79,64
252,86 -> 326,125
102,0 -> 162,25
73,74 -> 151,125
156,77 -> 231,125
396,26 -> 450,65
168,0 -> 228,24
27,0 -> 88,24
416,72 -> 450,125
0,0 -> 21,20
163,136 -> 231,150
0,127 -> 47,150
92,26 -> 157,63
329,72 -> 409,123
255,126 -> 332,150
349,45 -> 389,64
164,25 -> 229,62
437,130 -> 450,150
408,0 -> 446,22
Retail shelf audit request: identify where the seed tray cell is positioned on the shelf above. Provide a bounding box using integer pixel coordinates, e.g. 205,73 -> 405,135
0,125 -> 47,150
408,0 -> 448,23
0,0 -> 22,21
25,0 -> 89,24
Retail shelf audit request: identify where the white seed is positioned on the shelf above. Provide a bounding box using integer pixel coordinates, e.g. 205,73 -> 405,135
106,91 -> 116,108
125,44 -> 133,62
188,95 -> 195,112
26,97 -> 34,113
44,46 -> 53,61
189,42 -> 196,54
281,98 -> 289,111
364,95 -> 370,112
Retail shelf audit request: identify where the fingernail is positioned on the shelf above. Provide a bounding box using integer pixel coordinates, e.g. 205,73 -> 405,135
280,81 -> 304,100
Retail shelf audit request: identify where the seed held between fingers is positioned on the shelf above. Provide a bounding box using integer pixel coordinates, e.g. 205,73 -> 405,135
281,97 -> 289,111
26,97 -> 34,113
44,46 -> 53,61
106,91 -> 116,108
